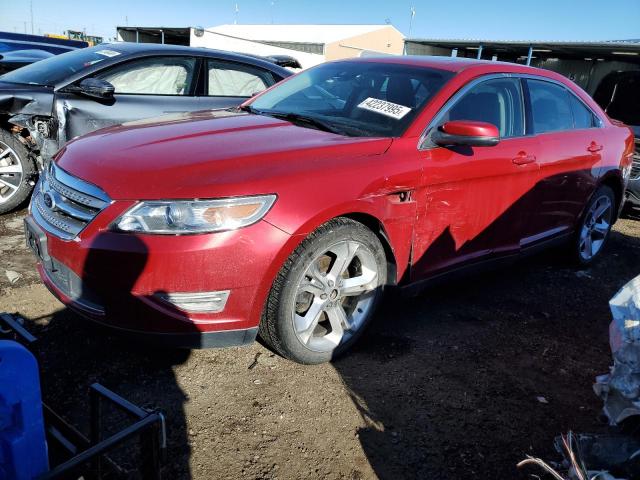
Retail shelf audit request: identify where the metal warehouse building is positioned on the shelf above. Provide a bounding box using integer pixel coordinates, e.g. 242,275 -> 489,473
404,38 -> 640,96
206,24 -> 404,60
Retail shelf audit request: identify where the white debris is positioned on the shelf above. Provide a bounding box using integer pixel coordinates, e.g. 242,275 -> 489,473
536,396 -> 549,404
5,270 -> 21,284
594,275 -> 640,425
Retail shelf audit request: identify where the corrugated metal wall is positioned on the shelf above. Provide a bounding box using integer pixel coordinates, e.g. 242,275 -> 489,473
531,58 -> 640,95
404,41 -> 640,96
260,41 -> 324,55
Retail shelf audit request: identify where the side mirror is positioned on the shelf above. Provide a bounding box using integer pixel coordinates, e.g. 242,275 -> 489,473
77,78 -> 115,100
431,120 -> 500,147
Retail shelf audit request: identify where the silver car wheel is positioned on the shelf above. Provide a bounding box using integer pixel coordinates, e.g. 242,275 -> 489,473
292,240 -> 380,353
0,141 -> 23,205
579,194 -> 612,261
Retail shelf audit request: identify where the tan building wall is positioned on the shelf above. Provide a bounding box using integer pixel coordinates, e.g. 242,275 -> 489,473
324,26 -> 405,61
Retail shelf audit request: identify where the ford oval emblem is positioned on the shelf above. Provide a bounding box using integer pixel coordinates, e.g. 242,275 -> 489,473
43,192 -> 54,209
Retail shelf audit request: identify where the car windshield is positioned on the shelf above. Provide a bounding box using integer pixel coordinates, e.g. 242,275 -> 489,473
0,46 -> 124,86
248,61 -> 453,137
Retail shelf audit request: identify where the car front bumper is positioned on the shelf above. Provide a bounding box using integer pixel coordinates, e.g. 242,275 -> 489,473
26,206 -> 293,348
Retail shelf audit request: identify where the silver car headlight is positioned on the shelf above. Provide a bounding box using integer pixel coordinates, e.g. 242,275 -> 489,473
114,195 -> 276,234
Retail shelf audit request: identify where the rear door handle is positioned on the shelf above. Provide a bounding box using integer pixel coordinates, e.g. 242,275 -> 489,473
512,152 -> 537,165
587,142 -> 603,153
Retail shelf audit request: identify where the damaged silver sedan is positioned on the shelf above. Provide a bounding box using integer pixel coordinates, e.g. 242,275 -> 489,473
0,43 -> 292,213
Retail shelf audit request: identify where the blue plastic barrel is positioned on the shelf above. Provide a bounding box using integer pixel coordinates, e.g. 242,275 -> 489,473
0,340 -> 49,480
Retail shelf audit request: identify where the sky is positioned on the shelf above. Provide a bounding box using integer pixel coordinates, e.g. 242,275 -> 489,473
0,0 -> 637,43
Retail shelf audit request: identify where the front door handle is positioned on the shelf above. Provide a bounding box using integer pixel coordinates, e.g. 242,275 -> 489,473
587,142 -> 603,153
512,152 -> 537,165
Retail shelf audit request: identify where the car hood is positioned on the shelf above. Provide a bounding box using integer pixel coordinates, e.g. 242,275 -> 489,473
0,81 -> 54,116
56,109 -> 393,200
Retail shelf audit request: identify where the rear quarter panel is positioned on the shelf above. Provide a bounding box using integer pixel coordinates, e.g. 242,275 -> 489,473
601,121 -> 635,210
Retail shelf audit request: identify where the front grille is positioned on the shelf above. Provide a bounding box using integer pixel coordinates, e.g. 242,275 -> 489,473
31,162 -> 110,240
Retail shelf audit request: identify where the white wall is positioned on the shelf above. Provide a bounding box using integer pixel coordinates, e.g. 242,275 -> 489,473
189,29 -> 324,69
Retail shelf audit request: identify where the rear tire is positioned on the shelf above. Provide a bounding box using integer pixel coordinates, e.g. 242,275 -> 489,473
0,129 -> 36,214
260,218 -> 387,364
570,185 -> 616,267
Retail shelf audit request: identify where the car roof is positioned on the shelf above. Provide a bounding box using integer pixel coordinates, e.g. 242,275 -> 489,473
335,55 -> 562,77
100,41 -> 237,56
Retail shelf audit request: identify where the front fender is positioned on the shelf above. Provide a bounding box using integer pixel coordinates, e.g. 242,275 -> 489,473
265,195 -> 416,286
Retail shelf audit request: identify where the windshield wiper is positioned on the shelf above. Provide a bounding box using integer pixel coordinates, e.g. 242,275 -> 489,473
236,107 -> 346,135
237,104 -> 257,114
266,112 -> 341,134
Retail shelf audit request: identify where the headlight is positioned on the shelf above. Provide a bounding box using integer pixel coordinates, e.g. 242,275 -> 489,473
114,195 -> 276,234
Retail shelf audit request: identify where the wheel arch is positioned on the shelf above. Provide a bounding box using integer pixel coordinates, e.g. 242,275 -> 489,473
599,170 -> 625,221
339,212 -> 399,286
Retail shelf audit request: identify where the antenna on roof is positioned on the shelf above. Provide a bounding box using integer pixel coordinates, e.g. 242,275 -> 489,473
409,6 -> 416,37
234,3 -> 239,25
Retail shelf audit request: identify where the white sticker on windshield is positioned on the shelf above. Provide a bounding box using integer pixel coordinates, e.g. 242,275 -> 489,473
95,49 -> 121,58
357,97 -> 411,120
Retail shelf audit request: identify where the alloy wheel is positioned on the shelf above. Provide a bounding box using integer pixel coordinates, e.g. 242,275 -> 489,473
579,194 -> 612,261
0,141 -> 23,205
292,240 -> 380,353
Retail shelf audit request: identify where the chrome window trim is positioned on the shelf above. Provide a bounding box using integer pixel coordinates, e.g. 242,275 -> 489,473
418,72 -> 604,151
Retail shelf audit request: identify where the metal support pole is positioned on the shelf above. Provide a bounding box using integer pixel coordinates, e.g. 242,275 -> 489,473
526,46 -> 533,66
89,388 -> 103,479
477,45 -> 483,60
141,422 -> 162,480
161,30 -> 165,44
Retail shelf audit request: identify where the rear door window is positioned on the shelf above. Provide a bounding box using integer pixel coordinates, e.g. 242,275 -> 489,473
96,56 -> 196,96
569,94 -> 595,129
206,60 -> 275,97
527,79 -> 573,134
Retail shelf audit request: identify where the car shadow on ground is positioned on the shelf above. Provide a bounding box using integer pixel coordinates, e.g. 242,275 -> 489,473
23,232 -> 194,479
31,311 -> 193,478
13,221 -> 640,479
332,225 -> 640,479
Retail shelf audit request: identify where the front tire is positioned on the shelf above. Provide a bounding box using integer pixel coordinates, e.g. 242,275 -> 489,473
260,218 -> 387,364
0,129 -> 36,214
571,185 -> 616,267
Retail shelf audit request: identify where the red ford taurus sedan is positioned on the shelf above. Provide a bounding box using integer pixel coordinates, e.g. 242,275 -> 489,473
25,57 -> 634,364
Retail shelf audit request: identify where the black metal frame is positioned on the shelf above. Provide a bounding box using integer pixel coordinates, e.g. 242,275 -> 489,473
0,312 -> 166,479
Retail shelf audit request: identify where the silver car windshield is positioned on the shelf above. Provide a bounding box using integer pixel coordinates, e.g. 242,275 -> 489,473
0,46 -> 124,86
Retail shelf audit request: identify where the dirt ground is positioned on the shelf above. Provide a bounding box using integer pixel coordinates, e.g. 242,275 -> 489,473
2,207 -> 640,479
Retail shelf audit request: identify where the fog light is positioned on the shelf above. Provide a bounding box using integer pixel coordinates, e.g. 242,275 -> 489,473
155,291 -> 230,313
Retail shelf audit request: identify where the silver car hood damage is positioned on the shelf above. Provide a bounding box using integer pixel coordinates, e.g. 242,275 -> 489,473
0,83 -> 68,162
0,84 -> 55,117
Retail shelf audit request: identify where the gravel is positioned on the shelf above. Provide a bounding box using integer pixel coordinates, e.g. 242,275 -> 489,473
1,208 -> 639,479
